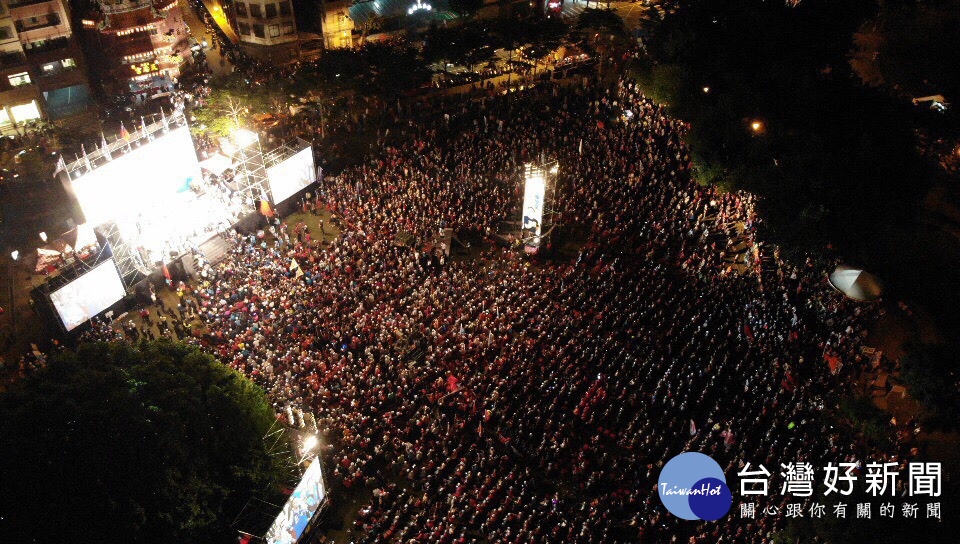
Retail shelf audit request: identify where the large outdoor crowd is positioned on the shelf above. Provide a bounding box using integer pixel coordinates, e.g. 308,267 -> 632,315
27,78 -> 910,542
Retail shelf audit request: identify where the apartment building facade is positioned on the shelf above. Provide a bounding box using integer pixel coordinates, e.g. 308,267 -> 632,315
0,0 -> 91,134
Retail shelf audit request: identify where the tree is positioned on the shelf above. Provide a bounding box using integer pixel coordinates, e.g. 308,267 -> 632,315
190,73 -> 279,137
638,0 -> 930,255
0,340 -> 291,543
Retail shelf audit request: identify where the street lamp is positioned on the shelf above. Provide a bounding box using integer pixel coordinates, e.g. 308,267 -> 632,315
39,231 -> 47,242
750,120 -> 763,133
703,86 -> 710,93
10,250 -> 18,261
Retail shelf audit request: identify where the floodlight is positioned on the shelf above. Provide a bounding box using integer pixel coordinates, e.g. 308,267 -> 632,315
233,128 -> 259,148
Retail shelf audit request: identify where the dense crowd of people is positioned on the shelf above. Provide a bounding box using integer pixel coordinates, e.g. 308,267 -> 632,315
20,77 -> 907,542
186,78 -> 894,542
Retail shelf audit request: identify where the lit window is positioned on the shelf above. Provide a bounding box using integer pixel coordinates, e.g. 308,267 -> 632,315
8,72 -> 31,86
42,62 -> 56,72
61,58 -> 75,68
269,24 -> 279,38
10,100 -> 41,123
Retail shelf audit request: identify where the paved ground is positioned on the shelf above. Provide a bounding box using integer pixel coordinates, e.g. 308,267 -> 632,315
179,0 -> 234,76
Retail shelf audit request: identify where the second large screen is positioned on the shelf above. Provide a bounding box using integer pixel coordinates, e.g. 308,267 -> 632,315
267,147 -> 316,204
49,259 -> 126,331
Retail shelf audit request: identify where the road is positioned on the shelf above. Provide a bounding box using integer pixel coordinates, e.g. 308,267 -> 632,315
178,0 -> 233,76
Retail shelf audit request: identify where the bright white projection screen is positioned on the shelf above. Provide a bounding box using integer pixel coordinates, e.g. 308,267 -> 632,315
267,147 -> 316,204
49,260 -> 126,331
69,127 -> 202,226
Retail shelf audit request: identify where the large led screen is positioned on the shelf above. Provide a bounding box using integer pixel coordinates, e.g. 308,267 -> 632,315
70,127 -> 202,226
49,260 -> 126,331
522,164 -> 545,246
265,457 -> 325,544
267,147 -> 315,204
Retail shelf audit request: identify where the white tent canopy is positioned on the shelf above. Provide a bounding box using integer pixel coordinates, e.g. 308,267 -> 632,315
828,266 -> 882,302
198,153 -> 234,176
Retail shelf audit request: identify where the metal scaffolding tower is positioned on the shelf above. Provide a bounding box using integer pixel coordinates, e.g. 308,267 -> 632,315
95,221 -> 150,289
232,130 -> 274,207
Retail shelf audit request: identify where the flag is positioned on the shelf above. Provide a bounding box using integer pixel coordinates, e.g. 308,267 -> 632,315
119,122 -> 130,140
290,258 -> 304,278
52,155 -> 66,178
260,200 -> 274,217
101,133 -> 111,161
162,264 -> 172,281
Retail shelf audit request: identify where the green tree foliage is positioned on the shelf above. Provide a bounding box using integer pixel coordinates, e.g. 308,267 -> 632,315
0,340 -> 290,543
639,0 -> 931,256
191,73 -> 277,137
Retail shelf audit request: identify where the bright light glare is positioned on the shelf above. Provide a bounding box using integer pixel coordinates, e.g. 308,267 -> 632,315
751,121 -> 762,132
11,250 -> 19,260
302,435 -> 319,452
233,128 -> 259,148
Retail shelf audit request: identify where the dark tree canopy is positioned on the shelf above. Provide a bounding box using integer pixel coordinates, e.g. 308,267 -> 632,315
0,341 -> 289,544
639,0 -> 931,256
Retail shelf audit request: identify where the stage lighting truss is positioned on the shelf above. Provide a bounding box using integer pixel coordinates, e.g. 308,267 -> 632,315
95,221 -> 151,289
232,134 -> 274,208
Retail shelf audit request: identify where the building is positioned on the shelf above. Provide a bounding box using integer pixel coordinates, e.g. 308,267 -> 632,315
320,0 -> 353,49
90,0 -> 190,100
0,0 -> 92,134
232,0 -> 297,47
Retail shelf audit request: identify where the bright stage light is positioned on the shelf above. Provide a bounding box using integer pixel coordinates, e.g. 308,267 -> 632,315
302,435 -> 319,453
233,128 -> 259,149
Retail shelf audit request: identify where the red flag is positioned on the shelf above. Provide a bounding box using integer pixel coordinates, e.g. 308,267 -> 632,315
162,264 -> 172,280
119,122 -> 130,140
260,200 -> 274,217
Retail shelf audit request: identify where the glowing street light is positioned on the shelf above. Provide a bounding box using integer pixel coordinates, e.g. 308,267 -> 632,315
703,86 -> 710,93
39,231 -> 47,242
10,250 -> 19,261
750,120 -> 763,133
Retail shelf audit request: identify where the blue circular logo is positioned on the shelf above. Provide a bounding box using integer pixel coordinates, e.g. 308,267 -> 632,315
657,452 -> 732,520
